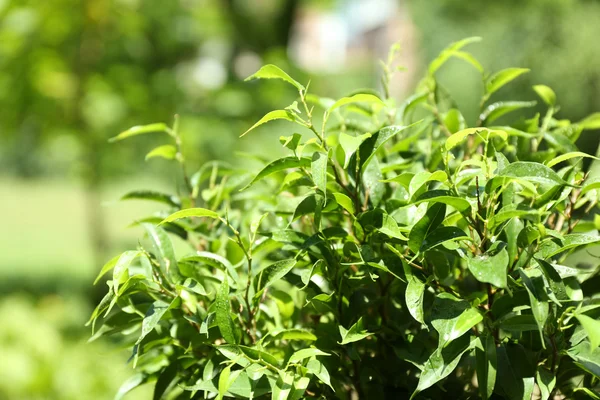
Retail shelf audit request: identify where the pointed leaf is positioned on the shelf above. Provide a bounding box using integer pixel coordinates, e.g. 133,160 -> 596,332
476,334 -> 497,399
256,259 -> 297,292
215,278 -> 238,344
486,68 -> 530,97
142,223 -> 181,281
242,157 -> 311,190
409,203 -> 446,254
241,110 -> 298,137
545,151 -> 598,168
327,93 -> 384,113
121,190 -> 180,207
431,292 -> 483,348
421,226 -> 470,253
245,64 -> 305,91
533,85 -> 556,106
576,314 -> 600,349
136,299 -> 172,345
467,241 -> 509,288
445,128 -> 507,151
311,151 -> 329,196
109,123 -> 169,142
339,317 -> 371,345
480,101 -> 536,125
160,208 -> 219,224
145,144 -> 177,161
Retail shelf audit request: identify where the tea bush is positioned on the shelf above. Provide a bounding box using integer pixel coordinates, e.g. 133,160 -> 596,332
90,38 -> 600,399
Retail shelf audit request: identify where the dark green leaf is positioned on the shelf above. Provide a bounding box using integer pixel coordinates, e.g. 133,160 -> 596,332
421,226 -> 470,253
120,190 -> 180,207
409,203 -> 446,254
476,334 -> 497,399
256,259 -> 297,292
431,292 -> 482,348
414,190 -> 472,214
142,223 -> 181,281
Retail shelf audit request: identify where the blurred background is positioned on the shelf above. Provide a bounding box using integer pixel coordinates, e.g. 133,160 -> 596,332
1,0 -> 599,398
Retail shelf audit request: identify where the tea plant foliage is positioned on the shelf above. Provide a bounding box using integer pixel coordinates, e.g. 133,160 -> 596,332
90,39 -> 600,399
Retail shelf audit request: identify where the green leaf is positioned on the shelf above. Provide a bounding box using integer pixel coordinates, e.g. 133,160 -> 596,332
567,341 -> 600,378
377,213 -> 409,240
115,373 -> 148,400
120,190 -> 180,207
307,358 -> 334,390
485,68 -> 530,97
411,335 -> 476,399
479,101 -> 536,125
217,365 -> 232,400
533,84 -> 556,106
408,170 -> 448,199
136,299 -> 172,345
327,93 -> 384,113
476,334 -> 497,399
94,253 -> 120,285
404,262 -> 426,325
142,223 -> 181,281
536,367 -> 555,400
339,132 -> 371,168
409,203 -> 446,254
241,110 -> 298,137
498,315 -> 540,332
420,226 -> 470,253
431,292 -> 483,348
536,258 -> 568,302
414,190 -> 472,214
311,151 -> 329,196
288,348 -> 330,364
445,128 -> 507,151
245,64 -> 305,91
159,208 -> 220,225
256,259 -> 297,292
112,250 -> 143,294
339,317 -> 371,345
145,144 -> 177,161
215,278 -> 238,344
539,233 -> 600,258
242,157 -> 311,190
518,268 -> 549,345
496,345 -> 536,400
545,151 -> 598,168
352,123 -> 418,172
109,122 -> 169,142
332,192 -> 355,216
578,112 -> 600,130
180,252 -> 240,288
498,161 -> 569,187
576,314 -> 600,349
269,329 -> 317,343
428,36 -> 482,76
467,241 -> 509,288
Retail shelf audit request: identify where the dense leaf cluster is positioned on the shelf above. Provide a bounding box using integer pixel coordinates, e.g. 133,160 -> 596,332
91,38 -> 600,399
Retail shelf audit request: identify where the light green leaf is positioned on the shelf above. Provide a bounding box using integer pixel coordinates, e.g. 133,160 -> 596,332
112,250 -> 143,294
288,348 -> 329,364
327,93 -> 384,113
545,151 -> 598,168
414,190 -> 472,214
409,170 -> 448,199
145,144 -> 177,161
485,68 -> 529,97
245,64 -> 305,91
339,132 -> 371,168
256,259 -> 297,292
120,190 -> 179,207
378,213 -> 409,240
428,36 -> 482,76
136,299 -> 172,345
539,233 -> 600,258
467,241 -> 509,288
94,253 -> 120,285
142,223 -> 181,281
339,317 -> 371,345
404,261 -> 426,324
269,329 -> 317,343
518,268 -> 549,345
217,365 -> 231,400
332,192 -> 355,216
536,367 -> 555,400
533,85 -> 556,106
445,128 -> 507,151
241,110 -> 298,137
578,112 -> 600,130
109,122 -> 169,142
409,203 -> 446,254
307,358 -> 334,390
311,151 -> 329,196
479,101 -> 536,125
115,373 -> 148,400
576,314 -> 600,349
160,208 -> 219,224
475,334 -> 497,399
242,156 -> 311,190
431,292 -> 483,348
215,278 -> 238,344
498,161 -> 569,187
180,252 -> 240,288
